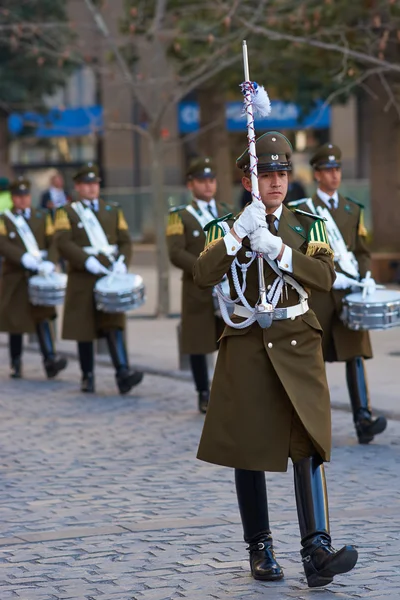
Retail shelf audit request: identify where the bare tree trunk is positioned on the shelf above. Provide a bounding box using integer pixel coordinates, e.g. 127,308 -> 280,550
0,110 -> 13,178
198,86 -> 233,208
367,77 -> 400,251
150,133 -> 170,317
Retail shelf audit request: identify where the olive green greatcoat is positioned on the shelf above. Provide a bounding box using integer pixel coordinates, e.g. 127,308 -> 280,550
54,199 -> 132,341
289,194 -> 372,362
166,200 -> 228,354
0,209 -> 56,333
194,206 -> 335,472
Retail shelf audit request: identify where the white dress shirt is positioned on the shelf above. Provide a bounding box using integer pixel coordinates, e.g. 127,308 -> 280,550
196,198 -> 217,219
316,188 -> 339,210
83,198 -> 99,212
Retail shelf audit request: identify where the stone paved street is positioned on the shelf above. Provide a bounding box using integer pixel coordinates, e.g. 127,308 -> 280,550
0,347 -> 400,599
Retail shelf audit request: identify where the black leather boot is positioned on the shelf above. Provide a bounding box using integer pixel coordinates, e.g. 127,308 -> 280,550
36,321 -> 67,379
9,334 -> 23,378
346,357 -> 387,444
294,456 -> 358,588
198,390 -> 209,414
105,330 -> 143,394
235,469 -> 284,581
81,372 -> 95,393
78,342 -> 95,393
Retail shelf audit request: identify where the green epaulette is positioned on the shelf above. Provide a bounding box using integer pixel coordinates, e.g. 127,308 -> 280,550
293,208 -> 326,221
168,204 -> 187,214
345,196 -> 364,209
204,213 -> 232,247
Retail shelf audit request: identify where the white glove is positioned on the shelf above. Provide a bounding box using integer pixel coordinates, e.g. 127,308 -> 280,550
85,256 -> 108,275
21,252 -> 40,271
112,260 -> 127,275
248,227 -> 283,260
361,276 -> 376,296
332,272 -> 357,290
233,201 -> 266,239
39,261 -> 55,276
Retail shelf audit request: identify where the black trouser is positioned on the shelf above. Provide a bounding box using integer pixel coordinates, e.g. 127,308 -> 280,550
235,470 -> 270,543
189,354 -> 209,393
346,357 -> 371,419
9,334 -> 23,362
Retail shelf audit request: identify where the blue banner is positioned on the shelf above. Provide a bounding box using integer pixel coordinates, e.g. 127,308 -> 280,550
8,105 -> 103,138
178,100 -> 330,134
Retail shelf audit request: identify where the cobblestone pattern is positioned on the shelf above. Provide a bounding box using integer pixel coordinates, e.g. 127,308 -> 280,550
0,350 -> 399,599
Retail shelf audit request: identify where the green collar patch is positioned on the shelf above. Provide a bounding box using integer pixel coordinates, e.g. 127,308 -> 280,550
345,204 -> 352,213
289,224 -> 306,239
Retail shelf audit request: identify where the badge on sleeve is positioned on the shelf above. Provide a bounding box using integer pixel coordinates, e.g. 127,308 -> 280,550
193,230 -> 200,237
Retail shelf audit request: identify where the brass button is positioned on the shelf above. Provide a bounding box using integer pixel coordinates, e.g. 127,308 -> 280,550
267,342 -> 273,349
231,246 -> 236,251
283,263 -> 289,268
267,285 -> 272,290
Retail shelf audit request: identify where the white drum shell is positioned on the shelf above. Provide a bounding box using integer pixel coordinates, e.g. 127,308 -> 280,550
28,273 -> 67,306
341,290 -> 400,331
94,273 -> 145,313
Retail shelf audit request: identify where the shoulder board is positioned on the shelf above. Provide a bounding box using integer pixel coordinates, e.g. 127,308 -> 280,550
294,208 -> 326,221
168,204 -> 187,214
345,196 -> 364,209
203,213 -> 233,232
287,197 -> 309,207
107,201 -> 119,209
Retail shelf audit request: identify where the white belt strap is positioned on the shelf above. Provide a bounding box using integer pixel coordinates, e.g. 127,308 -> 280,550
83,245 -> 118,256
186,203 -> 215,230
4,209 -> 41,258
72,202 -> 115,258
233,300 -> 309,321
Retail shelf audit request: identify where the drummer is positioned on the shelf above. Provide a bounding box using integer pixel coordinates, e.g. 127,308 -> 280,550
0,176 -> 68,379
54,162 -> 143,395
287,144 -> 387,444
166,158 -> 230,413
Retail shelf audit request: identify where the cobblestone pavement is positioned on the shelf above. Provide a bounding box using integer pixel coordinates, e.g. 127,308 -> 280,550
0,350 -> 400,599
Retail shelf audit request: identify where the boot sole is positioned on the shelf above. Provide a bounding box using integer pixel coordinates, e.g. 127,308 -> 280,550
252,570 -> 284,581
307,547 -> 358,587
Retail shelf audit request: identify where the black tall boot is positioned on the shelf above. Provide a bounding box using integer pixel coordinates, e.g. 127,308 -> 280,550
36,321 -> 67,379
78,341 -> 95,393
346,357 -> 387,444
235,469 -> 284,581
189,354 -> 210,414
9,334 -> 23,379
294,456 -> 358,588
105,330 -> 143,394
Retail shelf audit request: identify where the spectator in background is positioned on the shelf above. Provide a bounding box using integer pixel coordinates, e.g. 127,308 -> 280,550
284,172 -> 307,205
40,172 -> 69,214
0,178 -> 12,213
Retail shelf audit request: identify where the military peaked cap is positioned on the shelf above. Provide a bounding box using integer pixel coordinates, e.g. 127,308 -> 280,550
186,157 -> 216,180
310,143 -> 342,170
236,132 -> 292,173
73,162 -> 101,183
9,176 -> 31,195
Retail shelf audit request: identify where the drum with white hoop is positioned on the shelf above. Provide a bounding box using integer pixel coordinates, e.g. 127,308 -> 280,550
213,277 -> 232,318
341,289 -> 400,331
28,272 -> 67,306
94,273 -> 145,313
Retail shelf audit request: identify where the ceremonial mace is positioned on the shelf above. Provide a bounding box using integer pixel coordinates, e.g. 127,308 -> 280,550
241,40 -> 274,329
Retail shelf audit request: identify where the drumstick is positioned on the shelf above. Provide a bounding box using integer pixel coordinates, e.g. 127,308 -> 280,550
362,270 -> 371,299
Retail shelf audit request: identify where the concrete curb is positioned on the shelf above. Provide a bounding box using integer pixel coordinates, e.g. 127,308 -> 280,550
2,342 -> 399,421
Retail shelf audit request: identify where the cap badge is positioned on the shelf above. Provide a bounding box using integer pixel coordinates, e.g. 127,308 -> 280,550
204,167 -> 211,174
271,154 -> 279,160
328,155 -> 335,161
271,137 -> 277,142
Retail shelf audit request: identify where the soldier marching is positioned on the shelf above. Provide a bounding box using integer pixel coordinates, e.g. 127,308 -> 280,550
288,143 -> 387,444
166,158 -> 229,413
0,176 -> 67,379
194,132 -> 358,588
54,163 -> 143,395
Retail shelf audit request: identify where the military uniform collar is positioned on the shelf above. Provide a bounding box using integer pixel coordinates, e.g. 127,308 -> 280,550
278,205 -> 307,249
316,188 -> 339,209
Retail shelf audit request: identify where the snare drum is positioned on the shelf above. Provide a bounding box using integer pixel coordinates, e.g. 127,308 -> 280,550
94,273 -> 145,313
28,272 -> 67,306
341,289 -> 400,331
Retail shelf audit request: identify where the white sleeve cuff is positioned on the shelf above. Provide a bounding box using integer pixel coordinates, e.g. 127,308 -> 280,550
277,246 -> 293,273
223,231 -> 242,256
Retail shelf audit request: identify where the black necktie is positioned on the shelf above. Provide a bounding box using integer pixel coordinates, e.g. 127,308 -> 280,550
90,201 -> 97,212
266,214 -> 278,236
328,197 -> 335,210
208,204 -> 217,219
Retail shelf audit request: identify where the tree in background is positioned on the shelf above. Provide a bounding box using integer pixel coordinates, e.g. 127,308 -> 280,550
240,0 -> 400,250
0,0 -> 76,176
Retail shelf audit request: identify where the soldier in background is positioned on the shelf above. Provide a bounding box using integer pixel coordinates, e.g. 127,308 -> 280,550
54,163 -> 143,395
288,143 -> 387,444
166,158 -> 228,413
0,177 -> 67,379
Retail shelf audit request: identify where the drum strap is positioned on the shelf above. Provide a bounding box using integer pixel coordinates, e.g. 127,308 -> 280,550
72,202 -> 116,258
186,203 -> 215,231
4,210 -> 41,258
